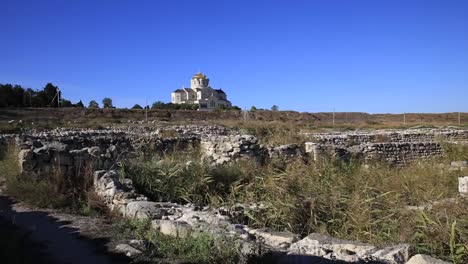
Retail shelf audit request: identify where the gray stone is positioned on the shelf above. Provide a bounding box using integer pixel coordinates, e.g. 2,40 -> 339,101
88,146 -> 101,157
289,233 -> 376,261
46,141 -> 68,152
368,243 -> 409,264
18,149 -> 35,171
153,220 -> 192,238
406,254 -> 450,264
125,201 -> 166,220
250,228 -> 299,249
94,170 -> 120,203
451,161 -> 467,168
304,142 -> 317,153
458,176 -> 468,197
115,244 -> 142,256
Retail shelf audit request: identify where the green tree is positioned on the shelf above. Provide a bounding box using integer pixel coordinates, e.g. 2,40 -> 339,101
61,99 -> 73,107
151,101 -> 165,109
271,105 -> 279,111
43,83 -> 60,107
75,100 -> 84,108
132,104 -> 143,109
250,106 -> 257,112
102,97 -> 113,108
88,100 -> 99,108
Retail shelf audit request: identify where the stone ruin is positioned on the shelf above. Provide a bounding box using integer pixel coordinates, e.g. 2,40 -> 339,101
0,125 -> 465,263
3,126 -> 468,177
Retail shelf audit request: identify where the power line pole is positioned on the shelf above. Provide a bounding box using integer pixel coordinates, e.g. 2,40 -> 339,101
332,107 -> 335,127
458,112 -> 461,126
145,98 -> 148,123
403,113 -> 406,125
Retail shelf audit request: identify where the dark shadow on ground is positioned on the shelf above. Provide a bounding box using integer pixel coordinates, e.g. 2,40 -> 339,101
0,193 -> 386,264
0,194 -> 133,264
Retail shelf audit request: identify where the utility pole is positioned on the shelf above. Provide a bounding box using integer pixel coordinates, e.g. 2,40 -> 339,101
403,113 -> 406,125
145,98 -> 148,123
332,107 -> 335,127
458,112 -> 461,126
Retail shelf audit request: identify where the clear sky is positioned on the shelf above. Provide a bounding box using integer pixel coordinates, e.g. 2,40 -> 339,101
1,0 -> 467,113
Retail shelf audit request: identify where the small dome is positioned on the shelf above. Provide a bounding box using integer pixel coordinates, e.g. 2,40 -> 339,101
192,72 -> 207,79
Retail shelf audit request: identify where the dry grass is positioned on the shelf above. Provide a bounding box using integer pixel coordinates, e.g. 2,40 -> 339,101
125,143 -> 468,262
0,144 -> 104,215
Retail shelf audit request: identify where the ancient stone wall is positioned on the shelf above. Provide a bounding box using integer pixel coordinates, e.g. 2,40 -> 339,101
200,134 -> 265,165
14,127 -> 202,178
308,129 -> 468,147
6,127 -> 468,176
362,142 -> 443,166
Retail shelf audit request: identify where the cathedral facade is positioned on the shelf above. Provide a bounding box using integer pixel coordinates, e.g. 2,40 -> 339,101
171,72 -> 232,110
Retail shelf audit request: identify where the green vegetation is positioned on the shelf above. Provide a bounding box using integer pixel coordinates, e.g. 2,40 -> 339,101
0,83 -> 74,108
132,104 -> 143,110
152,101 -> 199,110
102,97 -> 114,109
123,143 -> 468,263
115,219 -> 239,264
0,144 -> 104,215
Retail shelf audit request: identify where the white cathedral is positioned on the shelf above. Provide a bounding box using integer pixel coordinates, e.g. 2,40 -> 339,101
171,72 -> 232,110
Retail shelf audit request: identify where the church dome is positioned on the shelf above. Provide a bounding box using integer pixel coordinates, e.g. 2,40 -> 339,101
192,72 -> 207,79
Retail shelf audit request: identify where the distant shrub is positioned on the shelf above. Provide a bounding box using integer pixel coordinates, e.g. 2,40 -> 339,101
131,104 -> 143,110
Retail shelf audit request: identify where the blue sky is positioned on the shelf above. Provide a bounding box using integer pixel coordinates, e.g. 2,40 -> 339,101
1,0 -> 467,113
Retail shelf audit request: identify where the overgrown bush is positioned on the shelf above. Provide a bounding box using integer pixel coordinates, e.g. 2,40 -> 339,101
115,219 -> 239,264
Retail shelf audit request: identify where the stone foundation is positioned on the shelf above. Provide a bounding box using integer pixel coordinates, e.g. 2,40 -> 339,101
6,126 -> 468,176
94,169 -> 415,264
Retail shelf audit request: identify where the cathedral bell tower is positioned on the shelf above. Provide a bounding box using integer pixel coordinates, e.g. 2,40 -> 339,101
190,72 -> 210,89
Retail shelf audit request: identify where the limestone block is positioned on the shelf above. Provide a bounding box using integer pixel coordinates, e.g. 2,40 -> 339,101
18,149 -> 35,172
46,141 -> 68,152
451,161 -> 467,168
94,170 -> 120,202
88,146 -> 101,157
368,244 -> 409,264
406,254 -> 450,264
304,142 -> 317,154
115,244 -> 142,257
125,201 -> 166,220
458,176 -> 468,197
289,233 -> 375,260
249,228 -> 299,249
153,220 -> 192,238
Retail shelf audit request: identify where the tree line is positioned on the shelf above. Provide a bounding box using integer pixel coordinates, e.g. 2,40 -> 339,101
0,83 -> 75,108
0,83 -> 242,111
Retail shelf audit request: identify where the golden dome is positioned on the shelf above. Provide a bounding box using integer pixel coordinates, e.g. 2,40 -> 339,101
192,72 -> 207,79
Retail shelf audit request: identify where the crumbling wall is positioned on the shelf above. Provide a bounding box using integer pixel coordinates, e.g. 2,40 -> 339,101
7,127 -> 468,176
362,142 -> 443,166
309,129 -> 468,147
200,135 -> 266,165
14,128 -> 201,178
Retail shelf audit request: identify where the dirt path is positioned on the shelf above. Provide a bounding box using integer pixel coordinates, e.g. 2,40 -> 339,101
0,187 -> 132,264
